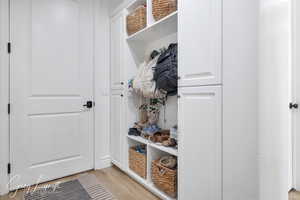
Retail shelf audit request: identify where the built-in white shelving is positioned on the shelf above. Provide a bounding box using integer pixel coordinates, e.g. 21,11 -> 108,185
127,135 -> 178,156
127,11 -> 178,43
120,1 -> 179,199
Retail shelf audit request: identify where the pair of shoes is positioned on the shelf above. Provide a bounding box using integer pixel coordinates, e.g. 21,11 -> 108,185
149,130 -> 170,143
142,124 -> 161,136
162,138 -> 177,147
128,128 -> 141,136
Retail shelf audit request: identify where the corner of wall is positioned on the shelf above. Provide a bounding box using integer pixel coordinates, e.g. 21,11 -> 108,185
95,156 -> 112,170
94,0 -> 112,169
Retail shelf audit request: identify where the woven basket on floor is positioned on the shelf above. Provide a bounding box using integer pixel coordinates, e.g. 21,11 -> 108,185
151,159 -> 177,198
127,5 -> 147,36
129,146 -> 147,179
152,0 -> 177,21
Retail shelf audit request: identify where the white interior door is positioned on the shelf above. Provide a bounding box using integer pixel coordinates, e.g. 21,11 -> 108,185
10,0 -> 94,190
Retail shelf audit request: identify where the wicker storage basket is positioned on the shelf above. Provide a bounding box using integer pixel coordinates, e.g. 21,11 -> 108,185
127,5 -> 147,36
129,146 -> 147,179
152,0 -> 177,21
151,159 -> 177,198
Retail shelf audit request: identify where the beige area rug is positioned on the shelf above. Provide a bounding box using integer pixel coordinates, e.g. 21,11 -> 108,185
23,174 -> 116,200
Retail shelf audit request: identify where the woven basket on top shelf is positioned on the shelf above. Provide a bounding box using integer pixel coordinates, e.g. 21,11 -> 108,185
151,159 -> 177,198
129,146 -> 147,179
127,5 -> 147,36
152,0 -> 177,21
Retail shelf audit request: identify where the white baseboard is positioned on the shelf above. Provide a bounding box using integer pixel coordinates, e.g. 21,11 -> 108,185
0,184 -> 9,196
95,156 -> 112,170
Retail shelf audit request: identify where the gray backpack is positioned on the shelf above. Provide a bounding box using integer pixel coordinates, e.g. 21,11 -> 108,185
153,43 -> 178,96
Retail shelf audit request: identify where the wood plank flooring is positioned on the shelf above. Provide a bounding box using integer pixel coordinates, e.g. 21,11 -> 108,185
290,191 -> 300,200
0,166 -> 160,200
1,168 -> 299,200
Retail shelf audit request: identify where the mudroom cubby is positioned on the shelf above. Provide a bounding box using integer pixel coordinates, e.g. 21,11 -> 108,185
110,0 -> 179,199
127,136 -> 178,200
109,0 -> 256,199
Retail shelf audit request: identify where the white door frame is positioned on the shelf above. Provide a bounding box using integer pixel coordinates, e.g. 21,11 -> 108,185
0,0 -> 112,195
292,0 -> 300,190
0,0 -> 10,196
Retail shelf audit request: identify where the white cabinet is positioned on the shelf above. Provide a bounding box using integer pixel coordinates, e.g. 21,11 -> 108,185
178,86 -> 222,200
110,12 -> 125,90
110,90 -> 125,168
178,0 -> 222,86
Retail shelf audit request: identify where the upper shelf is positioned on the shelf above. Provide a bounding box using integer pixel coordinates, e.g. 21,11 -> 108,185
127,0 -> 146,13
127,11 -> 178,43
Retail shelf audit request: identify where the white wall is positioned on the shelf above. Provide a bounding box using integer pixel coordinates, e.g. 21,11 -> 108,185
109,0 -> 124,13
223,0 -> 259,199
108,0 -> 132,16
94,0 -> 112,169
258,0 -> 291,199
0,0 -> 9,196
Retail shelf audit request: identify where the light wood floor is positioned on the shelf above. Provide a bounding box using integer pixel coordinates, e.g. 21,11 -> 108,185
1,168 -> 299,200
0,166 -> 160,200
290,191 -> 300,200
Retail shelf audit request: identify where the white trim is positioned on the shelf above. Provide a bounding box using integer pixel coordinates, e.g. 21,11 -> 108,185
0,0 -> 10,196
95,156 -> 112,169
94,0 -> 111,171
292,0 -> 297,190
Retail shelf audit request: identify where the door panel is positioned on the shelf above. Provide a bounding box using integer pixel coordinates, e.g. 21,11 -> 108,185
178,86 -> 222,200
110,12 -> 124,90
10,0 -> 94,190
178,0 -> 222,86
31,0 -> 80,95
110,90 -> 124,168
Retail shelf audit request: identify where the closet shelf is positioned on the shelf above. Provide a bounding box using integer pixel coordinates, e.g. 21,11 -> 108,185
127,135 -> 178,156
150,143 -> 178,156
127,11 -> 178,42
128,135 -> 148,144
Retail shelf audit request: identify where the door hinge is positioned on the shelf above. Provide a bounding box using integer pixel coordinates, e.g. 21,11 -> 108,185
8,103 -> 10,114
7,163 -> 11,174
7,42 -> 11,54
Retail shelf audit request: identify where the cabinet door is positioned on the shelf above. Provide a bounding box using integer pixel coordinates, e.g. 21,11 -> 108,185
178,0 -> 222,86
110,12 -> 124,90
178,86 -> 222,200
110,90 -> 125,167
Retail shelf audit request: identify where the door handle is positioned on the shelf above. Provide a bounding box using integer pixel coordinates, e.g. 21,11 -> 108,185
83,101 -> 94,108
290,103 -> 298,109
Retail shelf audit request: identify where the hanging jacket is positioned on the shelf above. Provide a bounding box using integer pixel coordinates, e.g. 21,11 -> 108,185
133,55 -> 166,98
